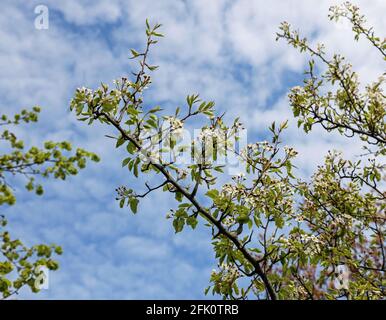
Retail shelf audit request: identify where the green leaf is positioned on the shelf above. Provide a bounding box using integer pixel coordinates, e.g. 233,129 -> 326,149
129,198 -> 139,214
130,49 -> 140,58
122,157 -> 131,167
186,216 -> 198,229
173,218 -> 185,233
175,191 -> 183,202
116,137 -> 125,148
126,142 -> 136,154
206,189 -> 219,200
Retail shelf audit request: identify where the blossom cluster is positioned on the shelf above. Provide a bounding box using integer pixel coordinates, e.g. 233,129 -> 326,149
211,263 -> 240,284
164,116 -> 183,131
281,233 -> 325,256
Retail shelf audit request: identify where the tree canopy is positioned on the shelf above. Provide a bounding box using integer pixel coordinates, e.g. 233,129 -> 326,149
71,3 -> 385,300
0,107 -> 99,298
2,2 -> 384,300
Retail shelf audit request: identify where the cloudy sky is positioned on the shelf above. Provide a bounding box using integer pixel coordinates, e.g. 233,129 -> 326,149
1,0 -> 385,299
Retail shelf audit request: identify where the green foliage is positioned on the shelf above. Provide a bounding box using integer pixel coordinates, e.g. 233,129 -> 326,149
73,5 -> 385,300
0,216 -> 61,297
0,107 -> 100,299
277,2 -> 386,154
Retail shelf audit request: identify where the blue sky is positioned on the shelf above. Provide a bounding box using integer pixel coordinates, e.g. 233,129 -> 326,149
1,0 -> 385,299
